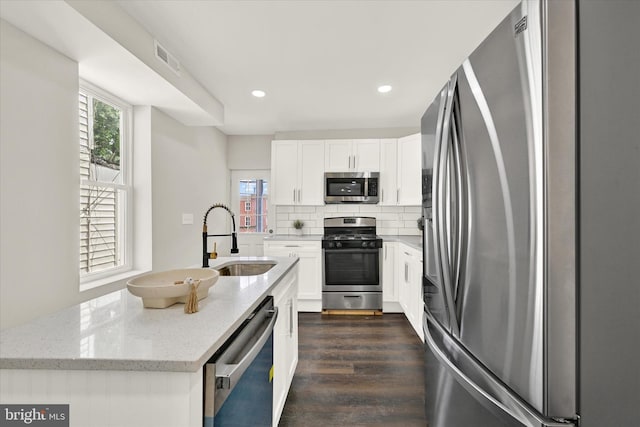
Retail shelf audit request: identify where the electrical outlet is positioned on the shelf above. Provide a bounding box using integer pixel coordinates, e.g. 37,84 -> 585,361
182,213 -> 194,225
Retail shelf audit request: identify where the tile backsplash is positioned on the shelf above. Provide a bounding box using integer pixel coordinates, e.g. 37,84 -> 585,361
275,204 -> 422,236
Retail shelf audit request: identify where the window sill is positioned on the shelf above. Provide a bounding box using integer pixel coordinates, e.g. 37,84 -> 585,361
79,269 -> 150,293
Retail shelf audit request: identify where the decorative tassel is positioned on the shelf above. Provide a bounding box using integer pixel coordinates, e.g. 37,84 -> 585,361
183,277 -> 201,314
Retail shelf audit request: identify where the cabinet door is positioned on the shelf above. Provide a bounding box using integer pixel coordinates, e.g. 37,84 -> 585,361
398,249 -> 410,313
397,133 -> 422,205
265,242 -> 321,301
298,141 -> 325,205
324,140 -> 352,171
272,270 -> 296,425
285,280 -> 299,383
382,242 -> 397,302
353,139 -> 380,172
271,141 -> 298,205
379,139 -> 398,205
296,247 -> 322,300
411,257 -> 424,341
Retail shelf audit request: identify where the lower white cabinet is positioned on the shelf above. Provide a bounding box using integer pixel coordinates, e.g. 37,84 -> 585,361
397,244 -> 424,341
264,240 -> 322,312
271,264 -> 299,426
382,242 -> 401,312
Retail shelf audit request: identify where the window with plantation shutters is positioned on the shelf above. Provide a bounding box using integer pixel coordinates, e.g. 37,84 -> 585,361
79,84 -> 131,277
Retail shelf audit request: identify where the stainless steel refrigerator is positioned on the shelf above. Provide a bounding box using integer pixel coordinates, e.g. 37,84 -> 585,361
421,1 -> 640,426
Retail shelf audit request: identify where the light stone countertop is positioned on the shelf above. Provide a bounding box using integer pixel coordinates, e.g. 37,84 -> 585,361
265,234 -> 422,251
0,256 -> 298,373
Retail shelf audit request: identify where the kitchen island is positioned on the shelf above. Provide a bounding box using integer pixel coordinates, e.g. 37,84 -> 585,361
0,256 -> 298,427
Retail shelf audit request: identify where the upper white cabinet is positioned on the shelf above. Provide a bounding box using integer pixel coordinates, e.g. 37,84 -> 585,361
271,140 -> 324,205
397,133 -> 422,205
379,139 -> 398,205
378,134 -> 421,206
325,139 -> 380,172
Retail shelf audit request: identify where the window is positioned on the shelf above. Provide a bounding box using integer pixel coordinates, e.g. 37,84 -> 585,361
233,172 -> 269,233
79,82 -> 131,278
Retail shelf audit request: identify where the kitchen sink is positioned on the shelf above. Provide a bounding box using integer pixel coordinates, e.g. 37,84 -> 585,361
216,261 -> 276,277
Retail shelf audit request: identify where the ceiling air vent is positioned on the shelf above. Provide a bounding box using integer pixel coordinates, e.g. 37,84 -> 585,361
154,40 -> 181,76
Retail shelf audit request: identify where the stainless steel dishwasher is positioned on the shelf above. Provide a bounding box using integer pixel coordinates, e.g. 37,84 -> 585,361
204,296 -> 278,427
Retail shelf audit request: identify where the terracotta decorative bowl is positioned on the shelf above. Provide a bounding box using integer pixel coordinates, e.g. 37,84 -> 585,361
127,268 -> 219,308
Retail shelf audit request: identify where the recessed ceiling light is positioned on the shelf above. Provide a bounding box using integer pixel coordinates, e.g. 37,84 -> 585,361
377,85 -> 392,93
251,90 -> 266,98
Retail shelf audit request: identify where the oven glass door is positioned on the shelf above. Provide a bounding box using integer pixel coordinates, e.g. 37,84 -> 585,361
323,248 -> 380,290
326,178 -> 366,197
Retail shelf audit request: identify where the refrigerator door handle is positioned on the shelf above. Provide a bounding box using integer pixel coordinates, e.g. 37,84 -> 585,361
431,84 -> 453,331
436,76 -> 460,336
423,314 -> 575,427
450,100 -> 469,321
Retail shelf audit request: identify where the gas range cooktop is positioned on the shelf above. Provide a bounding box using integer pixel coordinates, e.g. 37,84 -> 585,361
323,234 -> 381,241
322,217 -> 382,249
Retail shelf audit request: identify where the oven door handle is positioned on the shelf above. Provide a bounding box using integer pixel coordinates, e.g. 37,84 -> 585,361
323,248 -> 380,254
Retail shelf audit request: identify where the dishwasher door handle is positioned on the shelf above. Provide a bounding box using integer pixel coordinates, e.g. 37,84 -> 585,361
215,307 -> 279,391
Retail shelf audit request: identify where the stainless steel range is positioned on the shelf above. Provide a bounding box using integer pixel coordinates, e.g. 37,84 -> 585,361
322,217 -> 383,311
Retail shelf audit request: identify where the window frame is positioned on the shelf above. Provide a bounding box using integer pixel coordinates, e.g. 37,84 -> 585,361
79,79 -> 133,285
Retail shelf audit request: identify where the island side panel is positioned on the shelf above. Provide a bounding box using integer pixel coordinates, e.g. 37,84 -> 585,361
0,368 -> 203,427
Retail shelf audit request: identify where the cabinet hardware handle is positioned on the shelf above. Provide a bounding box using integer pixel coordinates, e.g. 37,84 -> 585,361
289,299 -> 293,337
405,262 -> 409,282
353,155 -> 357,170
293,189 -> 296,203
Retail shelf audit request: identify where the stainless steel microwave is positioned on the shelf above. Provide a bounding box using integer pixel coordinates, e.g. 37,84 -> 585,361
324,172 -> 380,204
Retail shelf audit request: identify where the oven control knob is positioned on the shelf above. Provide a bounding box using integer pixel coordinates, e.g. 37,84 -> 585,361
336,242 -> 342,248
362,242 -> 368,248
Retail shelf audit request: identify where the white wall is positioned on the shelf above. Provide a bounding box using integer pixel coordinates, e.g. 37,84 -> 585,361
0,21 -> 230,329
150,109 -> 229,268
0,20 -> 81,329
227,135 -> 272,170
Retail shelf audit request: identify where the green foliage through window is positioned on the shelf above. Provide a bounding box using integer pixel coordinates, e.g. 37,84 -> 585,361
92,99 -> 121,170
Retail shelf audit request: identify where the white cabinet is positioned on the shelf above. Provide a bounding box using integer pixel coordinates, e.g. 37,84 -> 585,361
397,133 -> 422,205
271,140 -> 324,205
271,265 -> 299,426
264,240 -> 322,311
397,244 -> 424,341
382,242 -> 398,303
325,139 -> 380,172
379,139 -> 398,205
378,134 -> 421,206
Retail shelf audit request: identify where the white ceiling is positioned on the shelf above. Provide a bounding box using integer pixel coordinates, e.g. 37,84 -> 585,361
116,0 -> 519,135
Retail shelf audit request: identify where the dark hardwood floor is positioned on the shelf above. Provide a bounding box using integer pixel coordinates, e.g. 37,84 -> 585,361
279,313 -> 426,426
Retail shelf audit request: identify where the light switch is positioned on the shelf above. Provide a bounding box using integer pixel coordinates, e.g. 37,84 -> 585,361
182,213 -> 194,225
